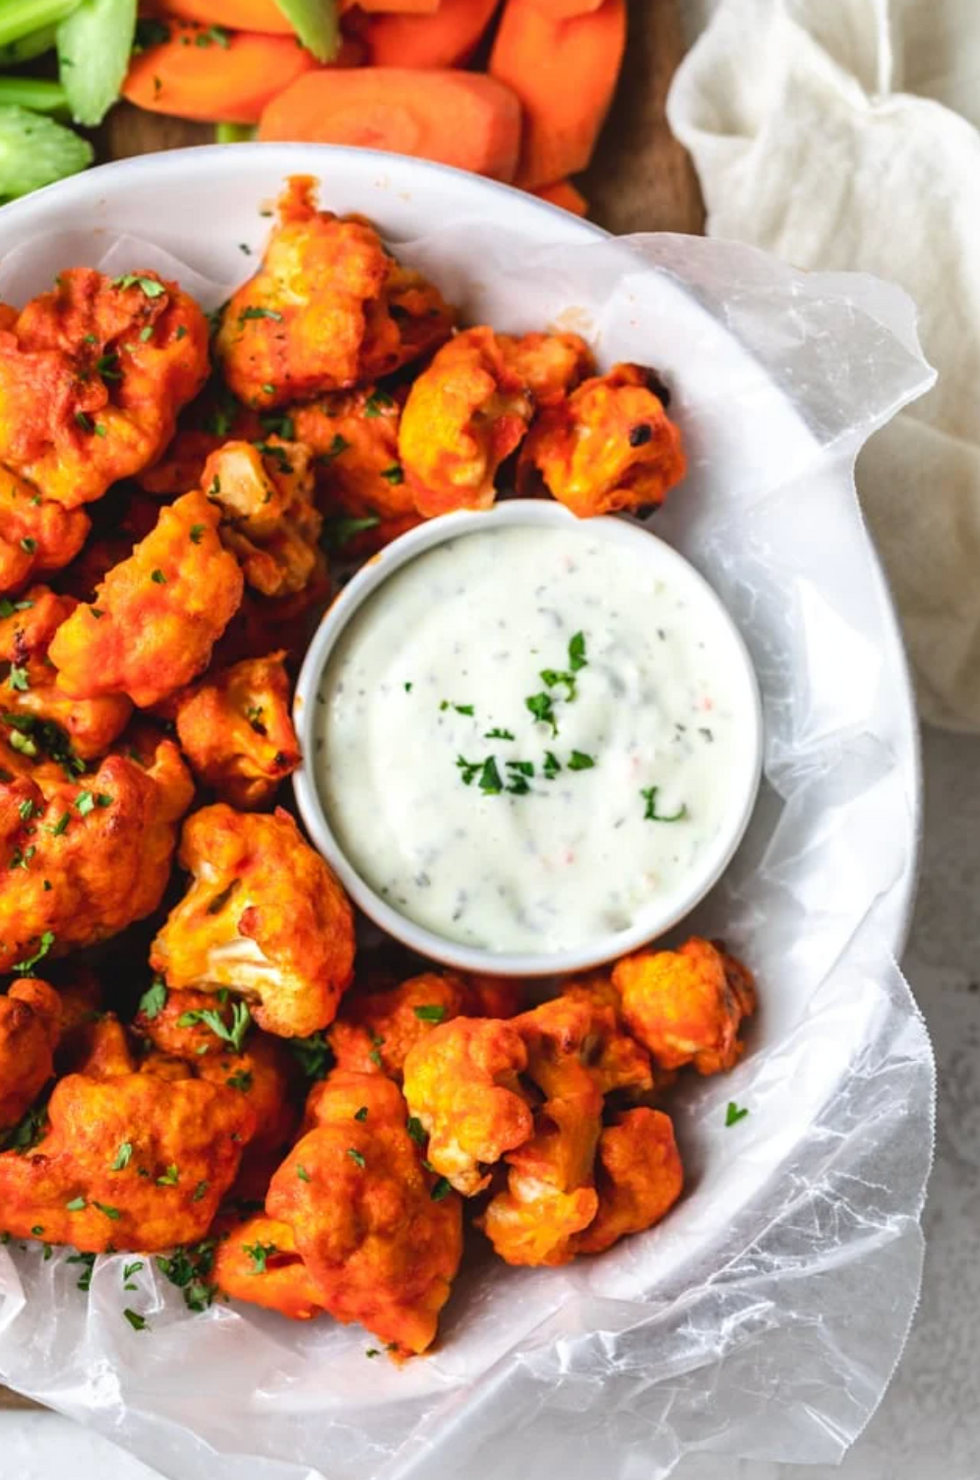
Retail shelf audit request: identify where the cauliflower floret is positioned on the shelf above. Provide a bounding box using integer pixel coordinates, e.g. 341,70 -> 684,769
0,268 -> 209,509
498,331 -> 594,407
150,804 -> 355,1039
0,978 -> 61,1131
201,439 -> 324,600
329,971 -> 469,1081
573,1107 -> 683,1256
515,987 -> 654,1100
0,738 -> 193,975
0,585 -> 132,761
0,467 -> 90,594
267,1070 -> 462,1358
402,1017 -> 534,1196
174,650 -> 300,810
398,326 -> 533,516
216,178 -> 453,409
213,1214 -> 325,1321
518,362 -> 686,517
612,936 -> 756,1075
0,1069 -> 255,1252
47,490 -> 244,708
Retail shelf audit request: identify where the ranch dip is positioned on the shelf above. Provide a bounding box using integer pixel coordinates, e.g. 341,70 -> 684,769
314,522 -> 754,955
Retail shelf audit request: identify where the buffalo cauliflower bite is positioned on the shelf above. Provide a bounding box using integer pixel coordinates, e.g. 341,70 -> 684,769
515,988 -> 654,1101
402,1017 -> 534,1196
0,585 -> 132,761
329,971 -> 469,1081
0,979 -> 61,1130
518,362 -> 686,517
201,440 -> 324,600
0,1070 -> 255,1252
0,268 -> 209,509
612,937 -> 756,1075
174,650 -> 300,809
498,331 -> 595,407
573,1107 -> 683,1256
0,742 -> 192,975
213,1214 -> 325,1321
216,177 -> 453,409
58,1011 -> 136,1080
267,1070 -> 463,1357
47,490 -> 244,709
0,467 -> 90,594
398,327 -> 533,516
150,804 -> 355,1039
478,1088 -> 602,1267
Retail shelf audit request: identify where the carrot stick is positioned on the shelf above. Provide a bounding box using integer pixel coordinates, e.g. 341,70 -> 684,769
524,0 -> 603,16
532,178 -> 588,216
489,0 -> 625,189
259,67 -> 523,182
358,0 -> 499,67
159,0 -> 294,31
123,19 -> 320,122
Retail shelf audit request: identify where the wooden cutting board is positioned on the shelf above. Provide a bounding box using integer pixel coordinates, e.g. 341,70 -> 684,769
0,0 -> 700,1416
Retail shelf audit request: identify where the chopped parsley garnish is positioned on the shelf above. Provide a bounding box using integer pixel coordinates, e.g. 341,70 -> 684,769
525,692 -> 558,735
95,353 -> 121,381
123,1308 -> 149,1332
65,1196 -> 86,1211
74,411 -> 94,432
440,700 -> 474,716
176,325 -> 187,340
138,979 -> 167,1020
92,1201 -> 121,1220
133,16 -> 171,49
413,1004 -> 446,1023
364,389 -> 394,417
404,682 -> 413,693
196,23 -> 231,46
123,1260 -> 145,1289
239,305 -> 283,323
111,1142 -> 133,1171
297,1165 -> 311,1182
347,1148 -> 366,1169
114,274 -> 166,299
189,524 -> 205,544
567,750 -> 595,771
290,1030 -> 332,1080
725,1102 -> 749,1126
0,1101 -> 48,1155
0,598 -> 33,618
12,930 -> 54,973
150,568 -> 167,584
640,786 -> 687,823
478,757 -> 503,794
76,790 -> 96,815
368,1034 -> 384,1068
380,464 -> 404,485
322,513 -> 380,549
177,1001 -> 251,1053
540,667 -> 577,701
7,665 -> 29,692
406,1116 -> 426,1146
354,1105 -> 368,1121
19,536 -> 37,553
542,750 -> 562,779
30,1224 -> 44,1235
251,440 -> 293,475
226,1070 -> 253,1093
260,410 -> 295,441
156,1239 -> 217,1311
17,798 -> 35,822
568,631 -> 587,671
67,1251 -> 95,1292
139,325 -> 154,342
365,1348 -> 380,1359
430,1177 -> 452,1202
156,1164 -> 179,1187
319,433 -> 350,461
244,1240 -> 277,1274
191,1181 -> 208,1202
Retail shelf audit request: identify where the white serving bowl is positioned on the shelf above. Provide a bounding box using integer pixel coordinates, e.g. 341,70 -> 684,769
294,499 -> 764,976
0,146 -> 927,1480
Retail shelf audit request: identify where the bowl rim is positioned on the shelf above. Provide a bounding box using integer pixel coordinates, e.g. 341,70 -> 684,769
293,499 -> 764,976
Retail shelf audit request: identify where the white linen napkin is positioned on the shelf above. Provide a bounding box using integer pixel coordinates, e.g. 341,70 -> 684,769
668,0 -> 980,729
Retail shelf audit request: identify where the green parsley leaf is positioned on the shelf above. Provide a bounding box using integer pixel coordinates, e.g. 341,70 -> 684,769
18,536 -> 37,554
525,692 -> 558,735
297,1165 -> 311,1182
139,325 -> 154,343
95,353 -> 121,381
176,325 -> 187,341
156,1239 -> 218,1311
243,1240 -> 276,1273
67,1251 -> 95,1292
111,1142 -> 133,1171
92,1201 -> 121,1220
289,1030 -> 333,1080
380,464 -> 404,485
640,786 -> 687,823
123,1308 -> 149,1332
138,979 -> 167,1020
150,568 -> 166,584
192,1180 -> 208,1202
12,930 -> 54,973
568,750 -> 595,771
725,1102 -> 749,1127
318,432 -> 350,462
123,1260 -> 145,1287
484,728 -> 514,740
114,274 -> 166,299
7,665 -> 29,692
65,1196 -> 86,1211
76,790 -> 96,816
189,523 -> 205,544
239,306 -> 283,323
322,513 -> 380,550
413,1004 -> 446,1023
430,1177 -> 452,1202
365,1348 -> 380,1358
74,411 -> 94,433
406,1116 -> 426,1146
364,389 -> 394,418
177,1001 -> 252,1053
540,668 -> 577,701
354,1105 -> 368,1121
17,798 -> 35,822
568,631 -> 587,671
226,1070 -> 253,1093
542,751 -> 562,779
155,1163 -> 179,1187
478,757 -> 503,794
0,598 -> 33,618
347,1147 -> 366,1169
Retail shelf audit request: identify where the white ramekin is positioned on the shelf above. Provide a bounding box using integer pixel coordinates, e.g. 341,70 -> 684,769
293,500 -> 763,978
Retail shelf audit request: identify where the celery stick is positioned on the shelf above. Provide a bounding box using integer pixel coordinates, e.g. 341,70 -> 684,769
271,0 -> 338,62
0,0 -> 78,49
0,24 -> 58,65
216,123 -> 257,144
56,0 -> 136,127
0,79 -> 69,116
0,105 -> 92,199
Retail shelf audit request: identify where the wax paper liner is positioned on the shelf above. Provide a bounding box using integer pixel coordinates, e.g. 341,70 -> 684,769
0,219 -> 937,1480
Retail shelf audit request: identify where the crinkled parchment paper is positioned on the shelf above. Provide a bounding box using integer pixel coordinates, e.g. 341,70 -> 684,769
0,221 -> 936,1480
